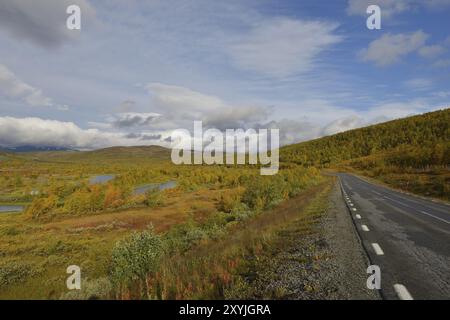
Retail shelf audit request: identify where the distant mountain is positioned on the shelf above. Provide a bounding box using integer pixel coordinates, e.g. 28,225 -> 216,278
82,145 -> 171,159
0,145 -> 73,153
13,145 -> 171,162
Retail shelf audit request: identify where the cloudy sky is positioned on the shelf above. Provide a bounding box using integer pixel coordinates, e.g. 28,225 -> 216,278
0,0 -> 449,149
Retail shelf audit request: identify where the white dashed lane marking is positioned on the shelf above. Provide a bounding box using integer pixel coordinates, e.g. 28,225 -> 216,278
371,243 -> 384,255
361,224 -> 370,232
393,284 -> 414,300
345,179 -> 420,300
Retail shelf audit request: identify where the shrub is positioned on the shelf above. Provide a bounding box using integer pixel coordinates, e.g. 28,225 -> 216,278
110,227 -> 163,288
60,278 -> 112,300
63,185 -> 105,215
217,188 -> 243,213
0,262 -> 33,287
26,194 -> 58,219
144,189 -> 164,208
162,221 -> 207,254
104,185 -> 124,209
242,176 -> 288,210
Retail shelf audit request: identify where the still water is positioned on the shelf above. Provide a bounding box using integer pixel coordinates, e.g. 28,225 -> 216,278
0,205 -> 24,213
89,175 -> 115,184
133,181 -> 177,195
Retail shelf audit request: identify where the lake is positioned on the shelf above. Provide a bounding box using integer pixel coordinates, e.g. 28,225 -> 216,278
0,205 -> 24,213
89,175 -> 115,184
133,181 -> 177,195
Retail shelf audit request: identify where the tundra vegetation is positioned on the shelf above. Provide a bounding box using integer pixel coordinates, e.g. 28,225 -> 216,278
0,144 -> 325,299
282,109 -> 450,200
0,109 -> 448,299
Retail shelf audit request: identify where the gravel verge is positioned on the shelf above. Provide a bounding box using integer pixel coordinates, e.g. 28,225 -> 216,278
229,181 -> 381,300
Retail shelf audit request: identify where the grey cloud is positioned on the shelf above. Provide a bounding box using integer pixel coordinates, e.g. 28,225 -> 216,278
0,0 -> 96,47
141,134 -> 162,141
113,112 -> 161,128
123,132 -> 162,141
123,132 -> 141,139
204,105 -> 271,130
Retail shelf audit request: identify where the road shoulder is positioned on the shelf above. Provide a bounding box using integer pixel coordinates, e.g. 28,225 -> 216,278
227,180 -> 380,299
322,181 -> 380,299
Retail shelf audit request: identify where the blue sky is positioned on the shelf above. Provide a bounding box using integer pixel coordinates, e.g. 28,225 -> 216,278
0,0 -> 449,149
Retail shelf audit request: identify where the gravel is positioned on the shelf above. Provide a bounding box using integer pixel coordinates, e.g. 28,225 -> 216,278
231,181 -> 381,300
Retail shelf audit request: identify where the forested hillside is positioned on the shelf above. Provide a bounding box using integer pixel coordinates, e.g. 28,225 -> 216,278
281,108 -> 450,200
281,108 -> 449,167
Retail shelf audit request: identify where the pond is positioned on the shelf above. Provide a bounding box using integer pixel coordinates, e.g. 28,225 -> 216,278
89,175 -> 115,184
0,205 -> 24,213
133,181 -> 177,195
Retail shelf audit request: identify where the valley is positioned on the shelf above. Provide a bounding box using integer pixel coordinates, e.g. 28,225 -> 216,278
0,109 -> 448,299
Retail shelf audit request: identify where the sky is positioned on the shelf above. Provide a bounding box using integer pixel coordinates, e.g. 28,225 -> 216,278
0,0 -> 449,150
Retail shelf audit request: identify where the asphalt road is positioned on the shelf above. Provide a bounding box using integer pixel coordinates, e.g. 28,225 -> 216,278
337,173 -> 450,300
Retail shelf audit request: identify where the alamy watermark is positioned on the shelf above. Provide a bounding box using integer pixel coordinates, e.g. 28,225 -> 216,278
170,121 -> 279,175
367,265 -> 381,290
66,5 -> 81,30
66,265 -> 81,290
366,5 -> 381,30
66,4 -> 381,31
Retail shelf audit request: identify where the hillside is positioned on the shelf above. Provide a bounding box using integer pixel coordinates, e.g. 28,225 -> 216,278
17,145 -> 171,163
281,108 -> 450,199
281,108 -> 449,166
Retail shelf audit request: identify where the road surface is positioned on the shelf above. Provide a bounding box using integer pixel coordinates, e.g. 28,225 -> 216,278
337,173 -> 450,300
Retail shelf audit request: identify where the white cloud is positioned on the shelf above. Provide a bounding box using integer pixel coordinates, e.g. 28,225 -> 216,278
425,0 -> 450,9
418,45 -> 446,58
445,36 -> 450,46
147,83 -> 226,117
434,91 -> 450,98
226,17 -> 342,77
403,78 -> 433,90
0,116 -> 166,149
0,0 -> 96,47
56,104 -> 70,111
0,64 -> 53,107
321,116 -> 364,136
0,97 -> 441,150
347,0 -> 413,18
433,59 -> 450,68
115,99 -> 136,112
347,0 -> 450,18
360,31 -> 428,66
146,83 -> 270,129
261,119 -> 320,146
363,99 -> 433,120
